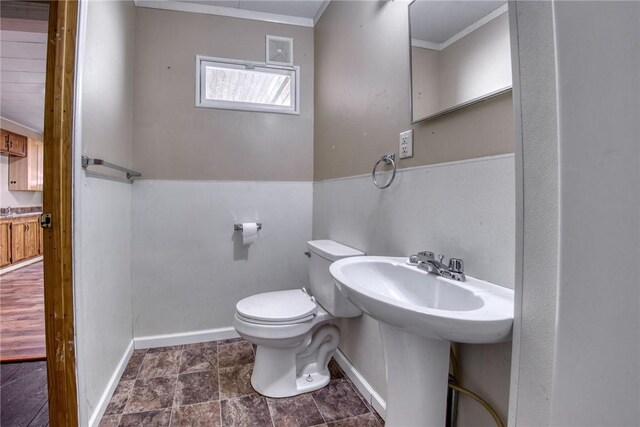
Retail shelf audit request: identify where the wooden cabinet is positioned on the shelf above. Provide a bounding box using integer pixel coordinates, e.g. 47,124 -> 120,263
24,218 -> 40,259
1,130 -> 10,152
8,138 -> 43,191
0,215 -> 42,267
0,222 -> 10,267
11,221 -> 26,263
0,129 -> 27,157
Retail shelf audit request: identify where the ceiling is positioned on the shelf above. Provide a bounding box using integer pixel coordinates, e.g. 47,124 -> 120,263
410,0 -> 506,45
0,1 -> 49,134
175,0 -> 327,20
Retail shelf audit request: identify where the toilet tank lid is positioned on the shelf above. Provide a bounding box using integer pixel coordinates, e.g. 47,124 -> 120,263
307,240 -> 365,262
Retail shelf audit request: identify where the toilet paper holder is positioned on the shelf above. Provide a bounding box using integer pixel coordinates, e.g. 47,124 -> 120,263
234,223 -> 262,231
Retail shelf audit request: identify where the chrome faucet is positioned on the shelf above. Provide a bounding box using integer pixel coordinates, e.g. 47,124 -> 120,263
409,251 -> 466,282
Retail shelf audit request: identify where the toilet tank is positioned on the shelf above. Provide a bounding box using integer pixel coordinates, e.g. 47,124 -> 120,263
307,240 -> 364,317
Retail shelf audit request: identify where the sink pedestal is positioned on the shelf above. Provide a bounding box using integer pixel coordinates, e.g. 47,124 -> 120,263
380,324 -> 450,427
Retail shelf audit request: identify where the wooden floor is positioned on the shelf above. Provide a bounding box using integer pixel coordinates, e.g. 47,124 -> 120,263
0,361 -> 49,427
0,261 -> 46,362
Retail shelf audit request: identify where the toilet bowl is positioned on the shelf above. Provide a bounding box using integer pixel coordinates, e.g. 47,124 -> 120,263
233,240 -> 364,398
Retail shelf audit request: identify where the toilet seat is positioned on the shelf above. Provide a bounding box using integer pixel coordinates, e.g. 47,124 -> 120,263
236,289 -> 318,324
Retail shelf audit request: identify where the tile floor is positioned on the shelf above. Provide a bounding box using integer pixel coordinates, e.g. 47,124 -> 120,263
99,338 -> 384,426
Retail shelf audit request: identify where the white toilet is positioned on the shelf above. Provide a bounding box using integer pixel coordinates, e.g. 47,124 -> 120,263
233,240 -> 364,398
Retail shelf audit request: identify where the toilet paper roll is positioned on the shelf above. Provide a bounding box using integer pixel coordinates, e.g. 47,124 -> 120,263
242,222 -> 258,245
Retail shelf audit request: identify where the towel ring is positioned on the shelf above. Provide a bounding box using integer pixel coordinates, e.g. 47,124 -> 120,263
372,153 -> 396,189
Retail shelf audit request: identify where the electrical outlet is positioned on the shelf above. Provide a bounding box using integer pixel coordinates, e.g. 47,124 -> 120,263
399,130 -> 413,159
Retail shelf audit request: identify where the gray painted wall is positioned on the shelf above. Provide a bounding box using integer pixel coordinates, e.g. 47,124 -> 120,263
132,8 -> 314,181
314,1 -> 514,181
314,2 -> 516,424
129,7 -> 315,344
73,1 -> 136,425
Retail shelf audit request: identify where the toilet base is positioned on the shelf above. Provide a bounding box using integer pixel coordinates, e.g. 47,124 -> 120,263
250,324 -> 339,398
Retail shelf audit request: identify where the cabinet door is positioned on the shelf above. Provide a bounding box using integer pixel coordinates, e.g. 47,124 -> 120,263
0,222 -> 10,267
8,139 -> 43,191
8,133 -> 27,156
10,222 -> 26,263
0,130 -> 10,153
35,140 -> 43,191
24,219 -> 40,259
38,222 -> 43,255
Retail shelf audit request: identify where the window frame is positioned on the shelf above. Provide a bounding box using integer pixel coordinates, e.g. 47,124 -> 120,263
195,55 -> 300,115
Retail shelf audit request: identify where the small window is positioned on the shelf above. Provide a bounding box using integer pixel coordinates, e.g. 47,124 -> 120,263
195,55 -> 299,114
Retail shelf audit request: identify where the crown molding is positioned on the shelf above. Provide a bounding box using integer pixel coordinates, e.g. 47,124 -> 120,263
133,0 -> 315,28
313,0 -> 331,26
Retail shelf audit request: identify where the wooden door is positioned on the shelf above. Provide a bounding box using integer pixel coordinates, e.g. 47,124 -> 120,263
43,1 -> 80,424
24,218 -> 40,259
0,222 -> 10,267
10,221 -> 26,263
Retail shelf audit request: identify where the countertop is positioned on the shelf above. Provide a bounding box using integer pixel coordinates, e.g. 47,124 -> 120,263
0,212 -> 43,219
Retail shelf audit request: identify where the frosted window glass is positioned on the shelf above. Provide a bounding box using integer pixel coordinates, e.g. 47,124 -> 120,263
196,57 -> 298,114
205,66 -> 292,107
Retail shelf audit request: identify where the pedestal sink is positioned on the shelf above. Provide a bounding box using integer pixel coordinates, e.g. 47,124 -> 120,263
330,256 -> 514,427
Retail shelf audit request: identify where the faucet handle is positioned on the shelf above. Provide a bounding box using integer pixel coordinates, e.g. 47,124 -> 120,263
417,251 -> 435,262
448,258 -> 464,273
439,254 -> 445,264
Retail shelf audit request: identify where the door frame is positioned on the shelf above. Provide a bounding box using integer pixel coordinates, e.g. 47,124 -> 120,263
42,0 -> 79,425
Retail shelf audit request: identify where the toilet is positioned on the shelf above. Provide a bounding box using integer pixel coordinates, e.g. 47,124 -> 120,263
233,240 -> 364,398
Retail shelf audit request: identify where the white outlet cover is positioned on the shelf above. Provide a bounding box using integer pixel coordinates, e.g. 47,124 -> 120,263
399,130 -> 413,159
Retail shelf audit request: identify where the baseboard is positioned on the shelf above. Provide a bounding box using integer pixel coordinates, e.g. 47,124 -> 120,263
88,340 -> 134,427
0,256 -> 43,275
334,349 -> 387,420
133,327 -> 240,350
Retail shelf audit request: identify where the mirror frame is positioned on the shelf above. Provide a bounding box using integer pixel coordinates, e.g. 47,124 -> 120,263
408,0 -> 512,124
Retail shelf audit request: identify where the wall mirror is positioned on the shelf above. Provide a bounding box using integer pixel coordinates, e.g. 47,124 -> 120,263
409,0 -> 512,123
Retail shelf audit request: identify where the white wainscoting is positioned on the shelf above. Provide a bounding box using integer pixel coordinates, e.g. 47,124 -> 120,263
314,154 -> 516,425
131,180 -> 313,338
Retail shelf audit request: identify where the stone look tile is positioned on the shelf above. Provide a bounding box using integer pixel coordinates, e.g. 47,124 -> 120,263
218,341 -> 254,368
216,337 -> 244,345
344,377 -> 376,414
326,413 -> 382,427
175,370 -> 219,406
148,345 -> 183,353
267,394 -> 325,427
179,347 -> 217,374
171,401 -> 221,427
104,380 -> 134,415
182,341 -> 217,350
221,394 -> 272,427
119,409 -> 172,426
99,339 -> 384,427
219,364 -> 255,399
121,353 -> 145,381
132,348 -> 148,356
312,380 -> 370,422
97,414 -> 120,427
328,359 -> 345,380
138,350 -> 181,379
124,376 -> 177,414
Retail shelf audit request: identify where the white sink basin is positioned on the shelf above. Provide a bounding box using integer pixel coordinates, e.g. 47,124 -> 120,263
330,256 -> 514,343
330,256 -> 514,427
